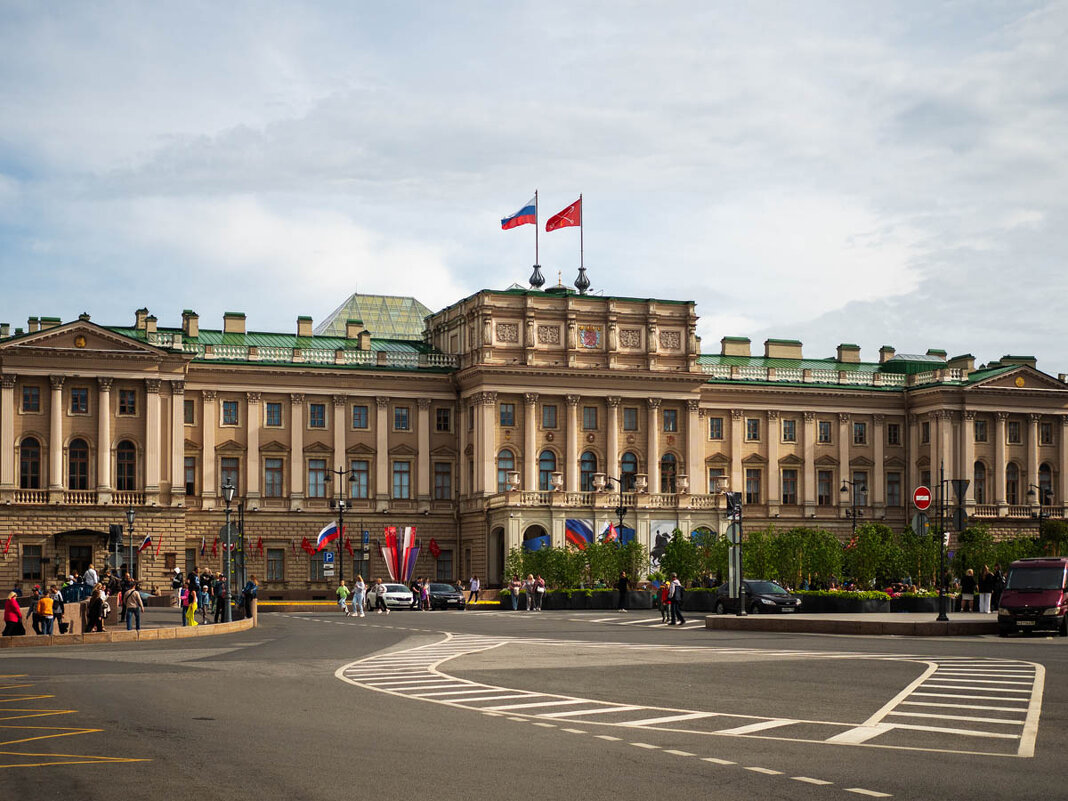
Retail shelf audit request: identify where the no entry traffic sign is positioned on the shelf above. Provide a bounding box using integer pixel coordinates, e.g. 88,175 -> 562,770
913,486 -> 932,511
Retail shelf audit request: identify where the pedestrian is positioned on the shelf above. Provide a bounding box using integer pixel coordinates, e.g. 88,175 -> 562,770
337,580 -> 351,616
534,575 -> 545,611
50,585 -> 66,634
171,567 -> 184,623
27,585 -> 42,634
410,577 -> 422,610
992,563 -> 1005,609
659,581 -> 671,623
616,571 -> 630,613
124,581 -> 144,631
86,586 -> 106,632
960,569 -> 976,612
509,574 -> 522,611
420,578 -> 430,611
524,574 -> 535,611
467,575 -> 480,605
978,566 -> 995,614
669,573 -> 686,625
36,589 -> 55,636
2,592 -> 25,636
213,574 -> 229,623
242,575 -> 259,619
353,575 -> 367,617
373,579 -> 389,614
184,577 -> 199,627
83,563 -> 99,588
199,568 -> 212,624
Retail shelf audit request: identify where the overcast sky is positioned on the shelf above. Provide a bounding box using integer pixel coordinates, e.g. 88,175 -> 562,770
1,2 -> 1066,370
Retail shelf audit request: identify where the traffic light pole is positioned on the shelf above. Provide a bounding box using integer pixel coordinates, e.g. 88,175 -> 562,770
937,464 -> 949,622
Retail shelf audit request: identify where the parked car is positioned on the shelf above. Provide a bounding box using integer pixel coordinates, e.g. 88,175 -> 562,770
713,580 -> 802,615
381,583 -> 416,609
428,582 -> 466,610
998,557 -> 1068,637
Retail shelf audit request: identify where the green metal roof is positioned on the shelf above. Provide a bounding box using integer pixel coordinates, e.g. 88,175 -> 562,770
314,293 -> 432,340
109,326 -> 432,354
697,354 -> 881,373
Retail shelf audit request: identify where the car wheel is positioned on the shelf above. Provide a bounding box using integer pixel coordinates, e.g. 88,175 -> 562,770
749,603 -> 761,615
714,601 -> 726,615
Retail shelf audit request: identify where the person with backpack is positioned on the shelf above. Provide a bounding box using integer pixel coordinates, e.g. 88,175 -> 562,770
50,585 -> 66,634
213,574 -> 229,623
242,575 -> 259,619
171,568 -> 184,623
124,581 -> 144,631
669,573 -> 686,625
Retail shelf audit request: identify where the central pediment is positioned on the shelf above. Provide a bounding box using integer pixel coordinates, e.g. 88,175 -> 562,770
0,321 -> 172,360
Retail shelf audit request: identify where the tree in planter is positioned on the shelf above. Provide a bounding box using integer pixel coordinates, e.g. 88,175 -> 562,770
770,527 -> 842,590
895,526 -> 939,588
995,535 -> 1043,567
742,527 -> 777,582
618,540 -> 650,586
1039,519 -> 1068,556
584,541 -> 621,586
700,534 -> 730,584
659,530 -> 701,585
843,522 -> 900,588
951,526 -> 997,579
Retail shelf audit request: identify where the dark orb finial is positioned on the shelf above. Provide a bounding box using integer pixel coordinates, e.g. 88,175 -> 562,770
529,264 -> 545,289
574,266 -> 590,294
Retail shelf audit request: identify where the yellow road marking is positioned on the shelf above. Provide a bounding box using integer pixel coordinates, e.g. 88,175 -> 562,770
0,710 -> 77,722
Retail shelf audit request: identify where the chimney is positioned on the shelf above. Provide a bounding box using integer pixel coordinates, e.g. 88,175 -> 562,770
764,339 -> 803,359
39,317 -> 61,331
0,323 -> 9,338
135,308 -> 149,330
223,312 -> 246,335
357,330 -> 372,351
947,353 -> 975,374
145,315 -> 158,334
836,343 -> 861,363
720,336 -> 751,357
345,319 -> 365,339
27,316 -> 40,333
879,345 -> 896,363
297,316 -> 313,338
926,348 -> 947,361
182,310 -> 199,338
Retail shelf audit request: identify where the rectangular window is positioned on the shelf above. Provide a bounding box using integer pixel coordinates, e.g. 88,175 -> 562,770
266,548 -> 285,582
433,462 -> 452,500
352,405 -> 368,429
1040,421 -> 1053,445
350,460 -> 369,499
542,404 -> 558,429
222,400 -> 239,426
1007,421 -> 1021,444
307,459 -> 327,498
583,406 -> 598,430
264,458 -> 284,498
118,388 -> 137,415
708,467 -> 725,491
265,402 -> 283,427
745,418 -> 760,441
887,423 -> 901,446
817,470 -> 833,506
853,422 -> 867,445
21,544 -> 42,582
308,403 -> 326,428
70,387 -> 88,414
392,461 -> 411,499
662,409 -> 677,432
622,407 -> 638,431
886,472 -> 902,507
21,386 -> 40,413
220,457 -> 240,495
499,403 -> 516,427
852,471 -> 868,505
435,407 -> 451,432
921,421 -> 930,444
781,469 -> 798,505
184,456 -> 196,496
184,548 -> 197,577
394,406 -> 410,431
708,417 -> 723,440
921,469 -> 931,488
817,421 -> 832,444
745,468 -> 762,504
974,419 -> 987,442
436,549 -> 453,581
184,398 -> 195,425
781,419 -> 796,443
309,551 -> 325,582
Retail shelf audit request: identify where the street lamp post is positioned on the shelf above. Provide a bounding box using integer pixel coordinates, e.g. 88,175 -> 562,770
222,479 -> 236,623
125,507 -> 136,581
725,490 -> 745,616
599,474 -> 628,537
1027,483 -> 1052,536
326,466 -> 358,586
840,479 -> 866,536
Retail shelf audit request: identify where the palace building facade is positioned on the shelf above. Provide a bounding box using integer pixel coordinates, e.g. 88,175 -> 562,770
2,284 -> 1067,592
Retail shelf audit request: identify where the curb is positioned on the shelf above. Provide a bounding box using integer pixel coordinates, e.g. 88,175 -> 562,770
703,616 -> 999,636
0,617 -> 256,649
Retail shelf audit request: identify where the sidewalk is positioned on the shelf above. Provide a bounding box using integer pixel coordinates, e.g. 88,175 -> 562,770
703,612 -> 999,636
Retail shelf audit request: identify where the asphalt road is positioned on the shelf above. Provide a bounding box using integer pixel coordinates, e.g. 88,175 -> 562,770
1,608 -> 1065,801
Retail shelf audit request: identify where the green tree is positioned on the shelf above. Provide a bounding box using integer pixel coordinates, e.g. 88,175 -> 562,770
1039,519 -> 1068,556
742,527 -> 777,581
843,522 -> 899,587
896,526 -> 939,588
659,530 -> 701,584
951,526 -> 997,579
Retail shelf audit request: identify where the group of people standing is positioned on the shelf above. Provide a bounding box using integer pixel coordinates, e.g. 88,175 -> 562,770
172,567 -> 258,626
3,566 -> 147,636
959,564 -> 1005,613
657,574 -> 687,625
506,574 -> 547,611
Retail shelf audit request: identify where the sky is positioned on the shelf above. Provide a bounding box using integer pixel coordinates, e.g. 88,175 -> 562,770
1,1 -> 1066,370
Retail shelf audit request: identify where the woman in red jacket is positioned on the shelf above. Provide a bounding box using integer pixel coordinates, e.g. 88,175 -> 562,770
3,592 -> 24,636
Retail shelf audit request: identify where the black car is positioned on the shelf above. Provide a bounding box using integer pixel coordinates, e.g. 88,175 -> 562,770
428,582 -> 466,610
714,580 -> 802,614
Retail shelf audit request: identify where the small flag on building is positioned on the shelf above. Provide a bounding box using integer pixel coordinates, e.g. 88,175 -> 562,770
137,534 -> 153,553
2,532 -> 12,555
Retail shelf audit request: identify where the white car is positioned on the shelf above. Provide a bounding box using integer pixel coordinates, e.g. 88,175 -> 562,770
379,583 -> 416,609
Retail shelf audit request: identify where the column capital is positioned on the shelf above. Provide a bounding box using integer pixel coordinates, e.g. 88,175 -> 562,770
376,396 -> 390,409
170,380 -> 184,396
290,393 -> 305,405
334,394 -> 349,408
606,396 -> 621,408
481,391 -> 498,406
766,409 -> 779,421
0,374 -> 16,389
996,411 -> 1010,421
1030,412 -> 1043,423
246,391 -> 261,405
1061,414 -> 1068,427
202,390 -> 218,402
95,376 -> 113,392
838,412 -> 851,423
686,399 -> 700,413
145,378 -> 162,394
524,392 -> 539,406
417,397 -> 431,410
803,411 -> 816,421
962,410 -> 975,421
647,397 -> 662,410
49,375 -> 65,390
873,413 -> 885,425
566,394 -> 581,407
730,408 -> 743,419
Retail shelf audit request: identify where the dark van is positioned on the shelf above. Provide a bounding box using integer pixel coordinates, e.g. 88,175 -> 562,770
998,557 -> 1068,637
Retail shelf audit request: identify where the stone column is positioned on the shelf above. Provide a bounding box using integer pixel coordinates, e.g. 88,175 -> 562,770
872,414 -> 885,510
201,391 -> 217,509
471,394 -> 483,494
838,413 -> 851,504
170,382 -> 185,505
802,411 -> 816,515
938,410 -> 952,478
995,412 -> 1008,510
686,399 -> 701,494
962,411 -> 976,506
417,398 -> 431,501
458,398 -> 469,496
647,398 -> 661,494
1060,416 -> 1068,510
290,394 -> 305,509
1028,413 -> 1041,503
481,392 -> 497,495
145,379 -> 162,503
246,393 -> 261,502
730,409 -> 743,494
907,414 -> 919,497
524,393 -> 538,491
95,377 -> 113,502
766,410 -> 780,507
375,397 -> 389,504
0,375 -> 15,496
49,375 -> 65,495
566,395 -> 580,492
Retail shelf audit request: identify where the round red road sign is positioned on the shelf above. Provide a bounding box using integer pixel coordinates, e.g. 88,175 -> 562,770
913,486 -> 932,510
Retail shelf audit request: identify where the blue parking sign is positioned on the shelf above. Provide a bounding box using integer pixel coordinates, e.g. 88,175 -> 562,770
323,551 -> 335,564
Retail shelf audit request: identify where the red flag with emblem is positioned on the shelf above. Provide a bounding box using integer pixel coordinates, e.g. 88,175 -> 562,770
344,537 -> 354,558
546,198 -> 581,231
2,532 -> 12,555
256,536 -> 264,555
301,536 -> 316,556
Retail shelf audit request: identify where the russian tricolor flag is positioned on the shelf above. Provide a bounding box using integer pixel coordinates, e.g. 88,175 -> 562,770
565,518 -> 594,550
137,534 -> 153,553
501,195 -> 537,230
315,521 -> 343,552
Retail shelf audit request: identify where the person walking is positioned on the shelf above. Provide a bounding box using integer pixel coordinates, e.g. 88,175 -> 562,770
50,585 -> 66,634
524,575 -> 535,611
509,575 -> 522,611
337,580 -> 351,616
2,592 -> 24,636
669,573 -> 686,625
420,579 -> 430,611
36,590 -> 55,636
659,581 -> 671,623
199,569 -> 213,624
373,579 -> 390,614
467,575 -> 480,605
992,563 -> 1005,610
213,573 -> 229,624
534,575 -> 546,611
242,575 -> 259,619
27,586 -> 42,634
124,581 -> 144,631
616,571 -> 630,613
83,563 -> 99,588
183,577 -> 199,627
353,575 -> 367,617
978,566 -> 995,614
960,568 -> 977,612
86,586 -> 106,632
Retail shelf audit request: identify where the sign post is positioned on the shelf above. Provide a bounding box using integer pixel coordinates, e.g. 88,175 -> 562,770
913,486 -> 932,511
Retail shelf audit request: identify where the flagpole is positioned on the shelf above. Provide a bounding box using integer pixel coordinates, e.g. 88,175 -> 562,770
535,189 -> 539,265
579,193 -> 583,269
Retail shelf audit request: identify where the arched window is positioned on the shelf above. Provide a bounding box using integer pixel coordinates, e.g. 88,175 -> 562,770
660,453 -> 678,493
580,451 -> 598,492
1006,463 -> 1019,505
538,450 -> 556,491
497,449 -> 515,493
1039,462 -> 1054,504
116,440 -> 137,492
68,438 -> 89,490
973,461 -> 986,505
620,451 -> 638,491
19,437 -> 41,489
